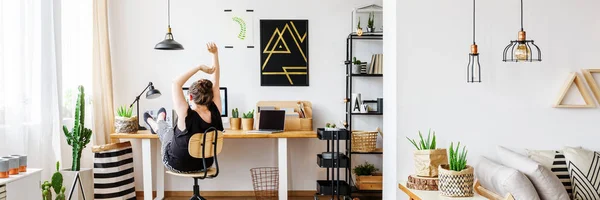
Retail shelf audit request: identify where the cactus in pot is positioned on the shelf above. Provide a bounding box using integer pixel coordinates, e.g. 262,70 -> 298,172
62,86 -> 93,171
230,108 -> 241,130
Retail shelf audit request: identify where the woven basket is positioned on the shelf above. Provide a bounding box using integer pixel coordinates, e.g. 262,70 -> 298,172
438,165 -> 474,197
114,116 -> 138,133
351,131 -> 378,152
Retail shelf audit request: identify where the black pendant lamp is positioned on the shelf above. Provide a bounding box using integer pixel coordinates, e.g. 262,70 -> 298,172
502,0 -> 541,62
155,0 -> 183,50
467,0 -> 481,83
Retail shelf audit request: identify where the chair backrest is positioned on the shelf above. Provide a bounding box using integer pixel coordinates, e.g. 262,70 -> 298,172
188,130 -> 224,159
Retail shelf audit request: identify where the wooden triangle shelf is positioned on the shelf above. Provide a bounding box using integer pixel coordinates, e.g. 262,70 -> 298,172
582,69 -> 600,105
553,72 -> 596,108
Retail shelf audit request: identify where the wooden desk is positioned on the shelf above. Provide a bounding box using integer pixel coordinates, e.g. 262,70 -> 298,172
111,130 -> 317,200
399,181 -> 487,200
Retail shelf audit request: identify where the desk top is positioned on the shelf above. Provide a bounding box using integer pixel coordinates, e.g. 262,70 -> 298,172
111,130 -> 317,139
399,181 -> 487,200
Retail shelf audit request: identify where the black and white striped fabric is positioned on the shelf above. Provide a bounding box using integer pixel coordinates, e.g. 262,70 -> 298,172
527,150 -> 572,197
0,184 -> 6,200
93,141 -> 136,200
563,147 -> 600,200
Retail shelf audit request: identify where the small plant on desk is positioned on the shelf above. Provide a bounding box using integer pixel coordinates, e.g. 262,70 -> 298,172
230,108 -> 241,130
115,105 -> 138,133
241,109 -> 254,130
407,129 -> 447,177
438,142 -> 474,197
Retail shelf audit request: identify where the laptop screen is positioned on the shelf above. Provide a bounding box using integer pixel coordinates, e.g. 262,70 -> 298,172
258,110 -> 285,130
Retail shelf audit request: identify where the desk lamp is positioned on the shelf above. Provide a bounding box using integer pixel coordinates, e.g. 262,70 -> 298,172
130,82 -> 161,130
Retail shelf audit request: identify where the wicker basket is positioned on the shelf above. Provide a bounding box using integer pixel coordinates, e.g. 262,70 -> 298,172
351,131 -> 378,152
250,167 -> 279,200
114,116 -> 138,133
438,165 -> 474,197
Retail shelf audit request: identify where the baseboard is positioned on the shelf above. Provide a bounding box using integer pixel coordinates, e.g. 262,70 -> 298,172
136,190 -> 316,197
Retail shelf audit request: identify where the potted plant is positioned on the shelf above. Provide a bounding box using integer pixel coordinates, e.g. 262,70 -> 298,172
230,108 -> 241,130
406,130 -> 448,177
241,109 -> 254,131
353,162 -> 382,190
352,57 -> 362,74
367,12 -> 375,32
61,86 -> 94,200
41,162 -> 66,200
356,17 -> 363,36
114,105 -> 137,133
438,142 -> 474,197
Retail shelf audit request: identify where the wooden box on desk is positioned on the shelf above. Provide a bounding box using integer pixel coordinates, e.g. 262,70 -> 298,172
257,101 -> 313,131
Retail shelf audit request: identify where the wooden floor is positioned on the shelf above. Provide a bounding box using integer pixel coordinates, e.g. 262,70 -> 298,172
156,197 -> 313,200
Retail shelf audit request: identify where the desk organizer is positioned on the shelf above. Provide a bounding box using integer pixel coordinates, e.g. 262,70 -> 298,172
256,101 -> 313,131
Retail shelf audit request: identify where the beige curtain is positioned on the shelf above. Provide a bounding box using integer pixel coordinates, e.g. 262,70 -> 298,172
92,0 -> 115,145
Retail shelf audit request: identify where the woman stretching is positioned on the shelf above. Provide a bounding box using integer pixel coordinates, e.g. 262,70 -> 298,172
144,42 -> 223,173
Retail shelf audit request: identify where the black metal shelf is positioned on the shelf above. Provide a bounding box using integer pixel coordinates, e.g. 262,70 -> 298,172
349,73 -> 383,77
350,112 -> 383,116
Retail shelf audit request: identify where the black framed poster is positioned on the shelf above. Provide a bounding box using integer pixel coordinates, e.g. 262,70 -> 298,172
260,20 -> 309,86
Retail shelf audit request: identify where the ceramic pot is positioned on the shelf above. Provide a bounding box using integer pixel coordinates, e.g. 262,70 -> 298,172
367,27 -> 374,33
438,165 -> 474,197
9,155 -> 26,172
114,116 -> 138,133
0,159 -> 8,178
1,156 -> 19,175
61,168 -> 94,200
242,118 -> 254,130
352,64 -> 362,74
230,118 -> 241,130
413,149 -> 448,177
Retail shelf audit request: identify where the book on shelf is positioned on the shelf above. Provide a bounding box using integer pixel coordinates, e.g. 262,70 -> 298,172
368,54 -> 383,75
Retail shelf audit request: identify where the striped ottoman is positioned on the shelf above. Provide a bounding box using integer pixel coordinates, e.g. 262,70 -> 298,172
92,141 -> 136,200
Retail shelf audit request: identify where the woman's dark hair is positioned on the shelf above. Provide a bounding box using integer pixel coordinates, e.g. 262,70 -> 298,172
189,79 -> 213,106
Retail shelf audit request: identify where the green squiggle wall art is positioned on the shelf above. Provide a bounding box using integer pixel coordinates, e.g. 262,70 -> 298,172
232,17 -> 246,40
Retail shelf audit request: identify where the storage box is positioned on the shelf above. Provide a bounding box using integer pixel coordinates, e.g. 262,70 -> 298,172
356,176 -> 382,190
256,101 -> 313,131
316,180 -> 349,195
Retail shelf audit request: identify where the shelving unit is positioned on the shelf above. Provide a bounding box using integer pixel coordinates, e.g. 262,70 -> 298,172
314,129 -> 352,200
344,32 -> 384,197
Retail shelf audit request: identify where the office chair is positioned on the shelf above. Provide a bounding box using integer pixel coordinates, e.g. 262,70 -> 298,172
166,127 -> 224,200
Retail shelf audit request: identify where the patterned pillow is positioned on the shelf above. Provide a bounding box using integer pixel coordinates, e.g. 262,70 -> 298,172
563,147 -> 600,200
527,150 -> 572,197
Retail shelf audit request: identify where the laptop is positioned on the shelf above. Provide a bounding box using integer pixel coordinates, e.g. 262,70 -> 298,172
247,110 -> 285,133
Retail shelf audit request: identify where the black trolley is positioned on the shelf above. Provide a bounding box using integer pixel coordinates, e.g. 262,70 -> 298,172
314,128 -> 351,200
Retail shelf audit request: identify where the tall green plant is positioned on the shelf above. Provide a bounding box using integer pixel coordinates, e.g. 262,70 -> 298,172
62,86 -> 93,171
368,12 -> 375,28
448,142 -> 468,171
232,108 -> 239,118
406,129 -> 436,150
116,105 -> 133,118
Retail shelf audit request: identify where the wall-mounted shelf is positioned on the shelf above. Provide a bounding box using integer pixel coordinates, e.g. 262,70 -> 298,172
582,69 -> 600,104
553,72 -> 596,108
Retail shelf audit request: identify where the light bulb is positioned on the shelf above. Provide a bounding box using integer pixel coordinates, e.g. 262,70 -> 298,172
514,43 -> 530,61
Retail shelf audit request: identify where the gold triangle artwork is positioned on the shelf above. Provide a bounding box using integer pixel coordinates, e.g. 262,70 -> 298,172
582,69 -> 600,104
553,72 -> 596,108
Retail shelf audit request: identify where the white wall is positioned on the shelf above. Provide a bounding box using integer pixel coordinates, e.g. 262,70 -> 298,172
394,0 -> 600,199
108,0 -> 383,191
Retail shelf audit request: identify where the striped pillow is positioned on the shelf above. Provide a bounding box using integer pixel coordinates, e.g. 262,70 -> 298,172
92,142 -> 136,200
527,150 -> 572,198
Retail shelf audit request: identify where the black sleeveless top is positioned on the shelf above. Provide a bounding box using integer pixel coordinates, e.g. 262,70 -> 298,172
166,102 -> 224,172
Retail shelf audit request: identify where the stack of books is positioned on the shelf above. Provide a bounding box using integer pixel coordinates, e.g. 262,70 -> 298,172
368,54 -> 383,74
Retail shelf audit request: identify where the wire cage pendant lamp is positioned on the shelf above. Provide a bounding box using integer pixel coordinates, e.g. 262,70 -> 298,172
467,0 -> 481,83
502,0 -> 541,62
155,0 -> 184,50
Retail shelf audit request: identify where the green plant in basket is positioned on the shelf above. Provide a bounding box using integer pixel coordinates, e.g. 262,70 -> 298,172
406,129 -> 436,150
448,142 -> 468,171
242,109 -> 254,118
353,162 -> 378,176
116,105 -> 133,118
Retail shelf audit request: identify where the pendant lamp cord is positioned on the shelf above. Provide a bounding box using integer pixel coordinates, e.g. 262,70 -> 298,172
520,0 -> 523,31
168,0 -> 171,28
472,0 -> 476,44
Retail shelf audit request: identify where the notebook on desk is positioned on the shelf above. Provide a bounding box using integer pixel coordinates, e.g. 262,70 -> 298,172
248,110 -> 285,133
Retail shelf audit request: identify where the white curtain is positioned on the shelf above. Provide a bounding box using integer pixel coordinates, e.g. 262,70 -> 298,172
0,0 -> 63,179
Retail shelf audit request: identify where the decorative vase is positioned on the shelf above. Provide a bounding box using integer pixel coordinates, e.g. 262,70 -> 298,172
438,165 -> 474,197
414,149 -> 448,177
61,168 -> 94,200
114,116 -> 138,133
367,27 -> 374,33
352,64 -> 362,74
230,118 -> 241,130
242,118 -> 254,130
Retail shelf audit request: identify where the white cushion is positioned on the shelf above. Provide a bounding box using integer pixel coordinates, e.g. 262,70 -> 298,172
475,156 -> 540,200
562,146 -> 600,200
526,150 -> 572,198
497,146 -> 570,200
